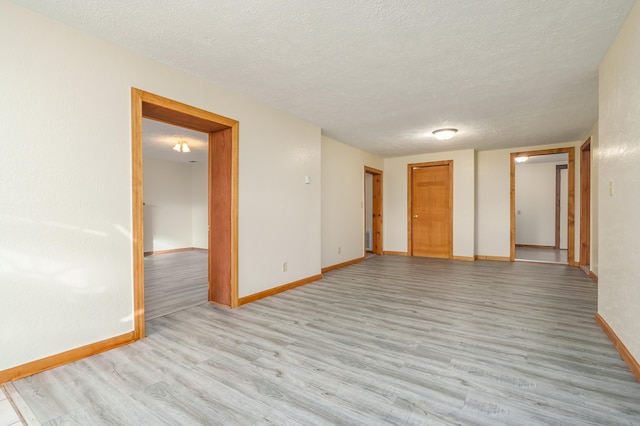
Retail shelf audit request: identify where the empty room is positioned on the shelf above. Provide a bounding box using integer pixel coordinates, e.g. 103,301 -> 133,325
1,1 -> 640,425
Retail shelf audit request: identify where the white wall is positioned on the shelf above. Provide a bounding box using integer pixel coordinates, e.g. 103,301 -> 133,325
321,136 -> 383,268
598,1 -> 640,362
191,162 -> 209,249
0,1 -> 320,371
384,149 -> 475,258
143,158 -> 194,252
142,158 -> 208,252
515,162 -> 557,246
476,142 -> 581,260
515,161 -> 567,247
475,149 -> 511,258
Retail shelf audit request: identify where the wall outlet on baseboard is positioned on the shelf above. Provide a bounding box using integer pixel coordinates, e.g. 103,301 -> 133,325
282,261 -> 287,272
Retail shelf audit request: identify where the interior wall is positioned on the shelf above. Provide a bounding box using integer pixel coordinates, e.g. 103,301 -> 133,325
191,162 -> 208,249
515,162 -> 559,246
143,158 -> 194,252
598,1 -> 640,362
0,1 -> 321,372
383,149 -> 475,258
476,142 -> 581,260
321,136 -> 383,268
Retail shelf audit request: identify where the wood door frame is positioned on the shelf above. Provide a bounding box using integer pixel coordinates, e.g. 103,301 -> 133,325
555,164 -> 568,249
511,147 -> 575,264
407,160 -> 453,258
131,88 -> 239,340
364,166 -> 383,255
580,138 -> 591,267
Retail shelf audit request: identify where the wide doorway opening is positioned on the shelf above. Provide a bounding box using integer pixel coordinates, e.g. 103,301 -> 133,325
131,88 -> 239,339
511,148 -> 575,265
142,119 -> 209,320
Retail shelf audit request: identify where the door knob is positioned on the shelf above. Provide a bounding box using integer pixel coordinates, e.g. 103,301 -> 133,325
413,214 -> 418,218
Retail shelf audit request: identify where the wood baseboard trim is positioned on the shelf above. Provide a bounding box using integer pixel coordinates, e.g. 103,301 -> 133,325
452,256 -> 475,262
144,247 -> 207,256
475,255 -> 511,262
595,313 -> 640,383
0,331 -> 135,384
321,257 -> 365,273
589,271 -> 598,283
383,251 -> 408,256
238,274 -> 323,306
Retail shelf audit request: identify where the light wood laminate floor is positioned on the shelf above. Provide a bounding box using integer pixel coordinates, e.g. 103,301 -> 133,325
12,256 -> 640,425
515,247 -> 568,264
144,251 -> 209,320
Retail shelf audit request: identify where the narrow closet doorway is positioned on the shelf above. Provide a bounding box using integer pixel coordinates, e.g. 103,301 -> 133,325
364,166 -> 383,256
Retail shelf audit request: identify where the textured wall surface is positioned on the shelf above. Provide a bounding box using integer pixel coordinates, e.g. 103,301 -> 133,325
598,1 -> 640,361
191,162 -> 209,250
143,158 -> 195,252
321,136 -> 383,268
515,162 -> 567,247
142,158 -> 208,252
0,1 -> 321,371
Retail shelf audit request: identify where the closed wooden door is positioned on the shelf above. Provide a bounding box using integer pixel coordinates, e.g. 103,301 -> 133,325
410,162 -> 452,258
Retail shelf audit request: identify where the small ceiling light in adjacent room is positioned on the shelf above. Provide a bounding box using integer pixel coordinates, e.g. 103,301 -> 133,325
432,128 -> 458,140
515,156 -> 528,163
172,140 -> 190,153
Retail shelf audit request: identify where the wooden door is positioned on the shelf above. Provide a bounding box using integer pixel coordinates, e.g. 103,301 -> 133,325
372,173 -> 382,254
409,161 -> 452,258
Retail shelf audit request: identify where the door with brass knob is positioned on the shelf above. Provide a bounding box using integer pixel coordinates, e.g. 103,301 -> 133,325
409,161 -> 452,258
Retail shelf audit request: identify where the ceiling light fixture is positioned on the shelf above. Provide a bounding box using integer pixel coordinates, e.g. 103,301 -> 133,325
432,128 -> 458,140
172,140 -> 191,153
515,156 -> 528,163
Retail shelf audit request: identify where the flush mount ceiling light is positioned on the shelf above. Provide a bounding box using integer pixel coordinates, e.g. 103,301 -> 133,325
172,140 -> 191,153
432,128 -> 458,140
515,156 -> 529,163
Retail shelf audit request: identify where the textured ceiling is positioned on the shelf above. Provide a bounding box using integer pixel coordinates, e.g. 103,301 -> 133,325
11,0 -> 635,157
143,119 -> 208,163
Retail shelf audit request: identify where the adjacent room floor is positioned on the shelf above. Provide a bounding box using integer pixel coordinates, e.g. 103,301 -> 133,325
144,250 -> 209,320
515,246 -> 568,264
10,256 -> 640,425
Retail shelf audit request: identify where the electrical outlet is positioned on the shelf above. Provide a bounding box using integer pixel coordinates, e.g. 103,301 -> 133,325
282,261 -> 287,272
338,246 -> 341,254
